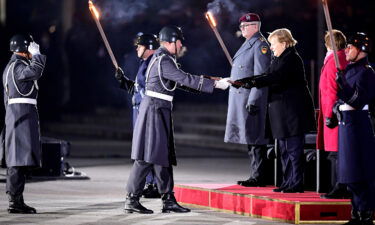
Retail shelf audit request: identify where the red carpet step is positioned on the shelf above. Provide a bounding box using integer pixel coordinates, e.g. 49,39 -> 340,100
174,184 -> 351,224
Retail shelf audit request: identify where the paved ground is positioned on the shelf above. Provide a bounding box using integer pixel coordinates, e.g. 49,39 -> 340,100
0,141 -> 334,225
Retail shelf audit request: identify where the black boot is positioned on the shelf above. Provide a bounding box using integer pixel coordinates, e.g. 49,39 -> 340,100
343,210 -> 361,225
161,193 -> 190,213
8,194 -> 36,214
359,210 -> 374,225
124,193 -> 153,214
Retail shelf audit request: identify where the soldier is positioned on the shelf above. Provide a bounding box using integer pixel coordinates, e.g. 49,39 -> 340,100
225,13 -> 271,187
124,25 -> 229,214
115,33 -> 160,198
335,32 -> 375,225
2,34 -> 46,213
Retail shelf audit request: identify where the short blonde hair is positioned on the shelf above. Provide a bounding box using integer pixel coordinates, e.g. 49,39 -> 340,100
268,28 -> 297,48
324,30 -> 347,50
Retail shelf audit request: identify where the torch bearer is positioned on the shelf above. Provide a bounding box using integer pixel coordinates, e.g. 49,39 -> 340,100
205,11 -> 233,66
88,0 -> 119,69
321,0 -> 341,71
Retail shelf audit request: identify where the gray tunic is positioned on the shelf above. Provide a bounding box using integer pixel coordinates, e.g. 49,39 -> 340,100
131,47 -> 215,167
1,54 -> 46,167
224,32 -> 271,145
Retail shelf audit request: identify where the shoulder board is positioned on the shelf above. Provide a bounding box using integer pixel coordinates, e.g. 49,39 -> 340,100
258,36 -> 267,42
365,64 -> 375,73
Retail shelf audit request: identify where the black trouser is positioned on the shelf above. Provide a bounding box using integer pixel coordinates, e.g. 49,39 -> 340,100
347,181 -> 375,212
6,167 -> 27,196
278,135 -> 305,189
327,152 -> 347,191
247,145 -> 267,182
126,160 -> 173,195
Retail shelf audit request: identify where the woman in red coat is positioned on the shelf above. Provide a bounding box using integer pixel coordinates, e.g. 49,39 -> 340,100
316,30 -> 350,199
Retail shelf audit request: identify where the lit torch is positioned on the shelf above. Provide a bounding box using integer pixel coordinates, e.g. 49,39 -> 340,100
205,11 -> 233,66
88,0 -> 119,69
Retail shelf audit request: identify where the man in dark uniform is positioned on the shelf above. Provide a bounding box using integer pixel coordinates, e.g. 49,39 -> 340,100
2,34 -> 46,214
224,13 -> 271,187
124,25 -> 229,214
335,32 -> 375,225
115,33 -> 160,198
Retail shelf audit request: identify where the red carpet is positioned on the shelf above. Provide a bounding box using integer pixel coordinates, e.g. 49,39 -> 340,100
174,184 -> 351,224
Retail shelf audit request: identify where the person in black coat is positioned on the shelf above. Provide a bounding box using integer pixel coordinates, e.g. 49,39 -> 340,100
335,32 -> 375,225
235,28 -> 315,193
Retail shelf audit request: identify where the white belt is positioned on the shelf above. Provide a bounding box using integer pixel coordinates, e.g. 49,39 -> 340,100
339,103 -> 368,111
8,98 -> 37,105
145,90 -> 173,102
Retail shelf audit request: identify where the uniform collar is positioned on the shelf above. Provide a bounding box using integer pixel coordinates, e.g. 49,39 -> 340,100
347,56 -> 369,69
11,53 -> 29,61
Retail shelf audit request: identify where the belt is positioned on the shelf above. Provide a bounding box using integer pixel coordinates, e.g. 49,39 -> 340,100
339,103 -> 368,111
8,98 -> 37,105
145,90 -> 173,102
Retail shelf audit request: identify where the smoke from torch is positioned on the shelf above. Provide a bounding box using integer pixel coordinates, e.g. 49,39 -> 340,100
205,11 -> 233,66
88,0 -> 119,69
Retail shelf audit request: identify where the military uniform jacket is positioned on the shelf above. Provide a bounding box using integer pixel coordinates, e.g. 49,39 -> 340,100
252,47 -> 316,139
225,32 -> 271,145
1,54 -> 46,167
336,57 -> 375,183
131,47 -> 215,167
132,56 -> 152,107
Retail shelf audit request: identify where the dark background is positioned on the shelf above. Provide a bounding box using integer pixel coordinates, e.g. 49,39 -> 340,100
0,0 -> 374,123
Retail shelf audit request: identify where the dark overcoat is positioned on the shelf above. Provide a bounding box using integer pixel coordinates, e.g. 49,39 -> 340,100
1,54 -> 46,167
336,57 -> 375,183
252,47 -> 316,139
225,32 -> 271,145
131,47 -> 215,167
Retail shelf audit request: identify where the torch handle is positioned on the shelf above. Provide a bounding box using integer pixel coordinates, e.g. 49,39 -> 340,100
212,27 -> 233,66
321,0 -> 341,71
92,14 -> 119,69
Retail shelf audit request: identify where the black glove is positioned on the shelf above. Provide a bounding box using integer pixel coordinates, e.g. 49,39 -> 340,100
246,104 -> 259,116
115,67 -> 135,93
336,70 -> 348,90
325,116 -> 338,129
115,67 -> 125,81
332,101 -> 342,123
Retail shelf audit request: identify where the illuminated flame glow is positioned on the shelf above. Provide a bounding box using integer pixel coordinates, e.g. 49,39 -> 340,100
89,1 -> 100,20
205,11 -> 217,27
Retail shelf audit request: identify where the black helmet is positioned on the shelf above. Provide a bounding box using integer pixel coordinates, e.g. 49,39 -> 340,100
347,32 -> 371,53
10,34 -> 33,53
159,26 -> 184,43
134,33 -> 159,50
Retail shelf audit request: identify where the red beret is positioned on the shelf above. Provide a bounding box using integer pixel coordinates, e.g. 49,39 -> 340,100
239,13 -> 260,23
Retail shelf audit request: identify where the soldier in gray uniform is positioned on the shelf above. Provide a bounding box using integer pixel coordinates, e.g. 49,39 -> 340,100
2,34 -> 46,214
225,13 -> 271,187
124,25 -> 229,214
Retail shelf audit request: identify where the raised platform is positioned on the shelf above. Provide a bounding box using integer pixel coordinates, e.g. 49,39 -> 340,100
174,184 -> 351,224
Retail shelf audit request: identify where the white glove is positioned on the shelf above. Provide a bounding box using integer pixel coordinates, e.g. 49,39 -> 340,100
215,78 -> 230,90
28,42 -> 40,55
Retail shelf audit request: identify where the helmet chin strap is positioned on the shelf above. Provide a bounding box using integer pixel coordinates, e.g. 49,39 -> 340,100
139,47 -> 146,59
173,42 -> 178,60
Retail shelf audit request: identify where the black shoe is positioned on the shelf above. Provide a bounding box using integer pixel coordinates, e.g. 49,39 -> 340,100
343,210 -> 361,225
237,178 -> 265,187
282,187 -> 304,193
273,187 -> 285,192
359,210 -> 374,225
320,187 -> 352,199
7,194 -> 36,214
124,193 -> 153,214
161,193 -> 190,213
142,184 -> 161,198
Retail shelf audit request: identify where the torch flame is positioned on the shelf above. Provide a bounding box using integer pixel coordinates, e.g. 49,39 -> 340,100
205,11 -> 217,27
89,0 -> 100,20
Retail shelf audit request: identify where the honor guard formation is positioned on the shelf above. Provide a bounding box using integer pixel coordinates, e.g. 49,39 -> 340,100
0,6 -> 374,225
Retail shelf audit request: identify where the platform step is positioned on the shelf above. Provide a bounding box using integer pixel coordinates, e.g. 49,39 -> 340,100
174,184 -> 351,224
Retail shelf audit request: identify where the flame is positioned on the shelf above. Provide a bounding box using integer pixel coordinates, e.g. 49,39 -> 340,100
205,11 -> 217,27
89,1 -> 100,20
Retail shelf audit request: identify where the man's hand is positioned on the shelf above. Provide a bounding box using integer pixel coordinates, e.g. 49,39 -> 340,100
246,104 -> 259,116
214,78 -> 230,90
28,42 -> 40,55
115,67 -> 125,81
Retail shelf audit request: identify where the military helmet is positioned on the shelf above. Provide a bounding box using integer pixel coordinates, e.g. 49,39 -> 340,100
10,34 -> 33,53
347,32 -> 371,53
159,26 -> 184,43
134,33 -> 159,50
